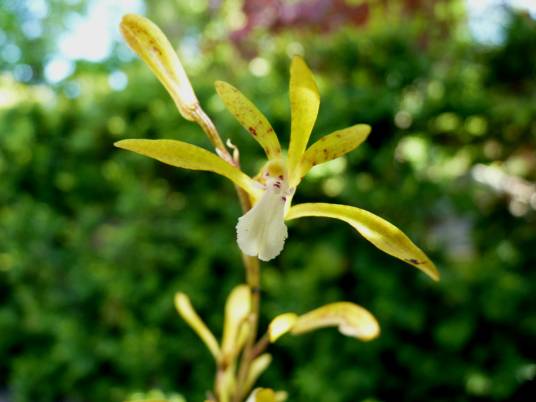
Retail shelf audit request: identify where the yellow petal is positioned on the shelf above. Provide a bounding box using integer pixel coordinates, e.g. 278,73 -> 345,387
244,354 -> 272,396
120,14 -> 199,121
222,285 -> 251,358
215,81 -> 281,160
268,313 -> 298,342
246,389 -> 277,402
174,293 -> 221,360
286,203 -> 440,281
290,302 -> 380,341
115,139 -> 261,200
299,124 -> 371,179
287,56 -> 320,187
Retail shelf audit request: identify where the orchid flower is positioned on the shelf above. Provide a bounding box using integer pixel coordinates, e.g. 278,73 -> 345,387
115,14 -> 438,281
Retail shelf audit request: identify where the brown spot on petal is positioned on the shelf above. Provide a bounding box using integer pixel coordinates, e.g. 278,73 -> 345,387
248,127 -> 257,136
406,258 -> 424,265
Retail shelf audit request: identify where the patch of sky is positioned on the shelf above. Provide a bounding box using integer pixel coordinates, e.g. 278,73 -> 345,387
42,0 -> 145,83
466,0 -> 536,45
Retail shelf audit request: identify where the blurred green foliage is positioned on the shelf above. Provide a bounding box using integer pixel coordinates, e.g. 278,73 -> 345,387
1,1 -> 535,402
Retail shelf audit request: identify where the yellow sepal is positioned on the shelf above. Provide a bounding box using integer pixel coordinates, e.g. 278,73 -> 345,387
174,293 -> 221,360
120,14 -> 199,121
222,285 -> 251,359
299,124 -> 371,179
115,139 -> 261,200
215,81 -> 281,160
286,203 -> 440,281
290,302 -> 380,341
287,56 -> 320,187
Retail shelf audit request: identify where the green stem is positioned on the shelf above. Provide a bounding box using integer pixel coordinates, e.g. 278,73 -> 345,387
250,333 -> 270,360
233,256 -> 260,402
194,105 -> 260,402
193,106 -> 231,163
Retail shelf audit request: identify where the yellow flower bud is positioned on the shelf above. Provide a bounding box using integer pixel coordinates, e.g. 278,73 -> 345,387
120,14 -> 199,121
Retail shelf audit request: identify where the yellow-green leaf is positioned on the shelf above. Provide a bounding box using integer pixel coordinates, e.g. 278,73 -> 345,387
215,81 -> 281,160
287,56 -> 320,187
115,139 -> 261,200
222,285 -> 251,358
268,313 -> 298,342
120,14 -> 198,121
174,293 -> 221,360
286,203 -> 439,281
290,302 -> 380,341
299,124 -> 371,178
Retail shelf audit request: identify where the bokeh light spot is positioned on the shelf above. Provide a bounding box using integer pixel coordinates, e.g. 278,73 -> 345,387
44,58 -> 75,83
249,57 -> 271,77
108,70 -> 129,91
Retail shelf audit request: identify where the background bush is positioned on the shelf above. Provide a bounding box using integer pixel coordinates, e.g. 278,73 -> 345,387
1,1 -> 535,401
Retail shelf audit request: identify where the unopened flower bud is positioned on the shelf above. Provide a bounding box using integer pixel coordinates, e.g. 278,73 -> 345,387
120,14 -> 199,121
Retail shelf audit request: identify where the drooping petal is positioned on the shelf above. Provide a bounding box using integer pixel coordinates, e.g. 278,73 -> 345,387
290,302 -> 380,341
287,56 -> 320,187
215,81 -> 281,160
120,14 -> 199,121
236,178 -> 289,261
268,313 -> 298,342
115,139 -> 261,200
286,203 -> 440,281
174,293 -> 221,360
222,285 -> 251,359
299,124 -> 371,179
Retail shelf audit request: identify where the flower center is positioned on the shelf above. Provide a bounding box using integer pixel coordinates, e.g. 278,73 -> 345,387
236,174 -> 291,261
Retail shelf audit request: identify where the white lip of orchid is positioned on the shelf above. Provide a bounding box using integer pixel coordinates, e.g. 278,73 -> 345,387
236,174 -> 292,261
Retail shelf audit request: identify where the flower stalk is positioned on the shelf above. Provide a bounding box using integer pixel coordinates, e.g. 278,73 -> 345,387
117,13 -> 439,402
188,87 -> 263,402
